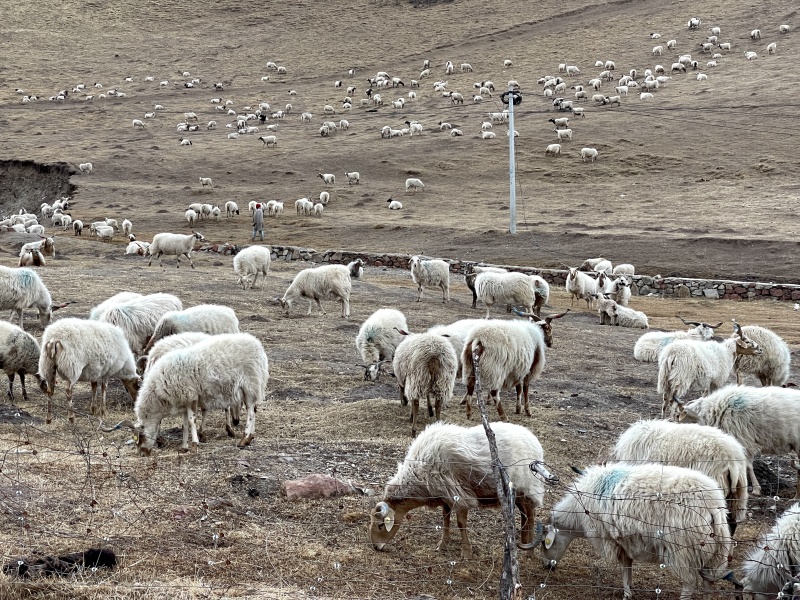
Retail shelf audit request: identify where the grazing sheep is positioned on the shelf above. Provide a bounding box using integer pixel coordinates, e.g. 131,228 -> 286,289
38,318 -> 140,423
233,245 -> 271,290
521,464 -> 736,600
545,143 -> 562,156
658,321 -> 761,417
767,42 -> 777,55
225,201 -> 240,217
18,249 -> 46,267
751,29 -> 762,39
370,421 -> 545,558
78,162 -> 93,175
356,309 -> 408,381
391,331 -> 458,436
279,263 -> 355,318
125,241 -> 150,256
780,24 -> 790,34
121,219 -> 132,237
565,267 -> 597,308
580,147 -> 599,162
344,171 -> 360,185
404,178 -> 425,192
473,271 -> 546,318
609,419 -> 749,533
741,503 -> 800,597
679,385 -> 800,498
0,266 -> 64,330
97,293 -> 183,356
464,266 -> 507,309
147,231 -> 205,269
634,317 -> 722,362
258,135 -> 277,147
141,303 -> 239,356
103,333 -> 268,453
72,220 -> 83,236
185,209 -> 197,227
0,321 -> 41,401
409,256 -> 449,303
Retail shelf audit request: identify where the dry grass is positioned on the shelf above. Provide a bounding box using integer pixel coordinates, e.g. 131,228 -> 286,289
1,0 -> 799,597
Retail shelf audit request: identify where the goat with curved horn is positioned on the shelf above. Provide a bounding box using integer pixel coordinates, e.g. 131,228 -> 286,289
677,315 -> 723,329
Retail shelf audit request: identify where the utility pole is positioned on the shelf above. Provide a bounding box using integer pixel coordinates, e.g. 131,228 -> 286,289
502,87 -> 521,234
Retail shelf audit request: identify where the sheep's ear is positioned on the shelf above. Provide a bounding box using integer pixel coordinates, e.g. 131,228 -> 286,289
544,525 -> 557,549
384,514 -> 395,532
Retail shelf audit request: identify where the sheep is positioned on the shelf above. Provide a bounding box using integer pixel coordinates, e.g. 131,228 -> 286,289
0,266 -> 65,330
659,321 -> 762,417
473,271 -> 543,318
279,263 -> 357,318
295,198 -> 313,215
97,293 -> 183,356
147,231 -> 205,269
317,172 -> 335,185
225,201 -> 240,217
409,256 -> 449,303
555,128 -> 572,142
745,51 -> 758,60
633,317 -> 721,363
449,92 -> 464,104
72,220 -> 83,236
0,321 -> 41,401
697,73 -> 708,81
344,171 -> 360,185
450,129 -> 464,137
767,42 -> 777,55
688,16 -> 702,29
141,304 -> 239,356
602,95 -> 621,106
370,421 -> 545,558
405,178 -> 425,192
580,147 -> 599,162
732,324 -> 791,386
549,117 -> 569,129
672,62 -> 687,73
258,135 -> 277,147
610,276 -> 631,306
78,162 -> 93,175
313,203 -> 324,217
545,143 -> 562,156
356,309 -> 408,381
38,318 -> 140,423
18,249 -> 46,267
640,92 -> 655,100
751,29 -> 762,39
460,318 -> 552,419
565,267 -> 597,308
121,219 -> 132,236
595,293 -> 616,325
387,198 -> 402,210
199,177 -> 213,188
391,332 -> 457,437
19,236 -> 55,259
132,119 -> 146,129
125,241 -> 150,256
480,131 -> 496,139
741,503 -> 800,597
185,209 -> 198,226
652,45 -> 664,55
522,463 -> 736,600
611,303 -> 649,329
103,333 -> 267,453
267,200 -> 284,217
679,385 -> 800,498
780,24 -> 790,34
233,246 -> 271,290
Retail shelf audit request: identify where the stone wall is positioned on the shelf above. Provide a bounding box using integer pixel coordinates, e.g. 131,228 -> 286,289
266,246 -> 800,302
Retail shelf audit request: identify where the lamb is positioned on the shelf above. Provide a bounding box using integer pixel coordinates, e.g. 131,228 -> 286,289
580,147 -> 599,162
18,249 -> 45,267
317,173 -> 335,185
409,256 -> 449,303
78,162 -> 93,175
344,171 -> 360,185
611,276 -> 631,306
658,321 -> 761,417
121,219 -> 132,236
125,241 -> 150,256
751,29 -> 762,39
279,263 -> 356,318
473,271 -> 545,318
565,266 -> 597,308
634,317 -> 722,362
370,421 -> 545,558
387,198 -> 402,210
233,245 -> 271,290
741,503 -> 800,597
611,303 -> 649,329
545,143 -> 562,156
141,304 -> 239,355
97,292 -> 183,356
199,177 -> 213,187
102,333 -> 268,453
609,419 -> 749,533
405,178 -> 425,192
521,464 -> 737,600
0,266 -> 65,330
0,321 -> 41,401
731,324 -> 791,386
460,318 -> 549,419
258,135 -> 277,147
391,331 -> 458,436
679,385 -> 800,498
225,201 -> 240,217
356,309 -> 408,381
38,318 -> 140,423
147,231 -> 205,269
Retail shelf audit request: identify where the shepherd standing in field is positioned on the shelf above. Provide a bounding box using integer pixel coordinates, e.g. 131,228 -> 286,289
252,202 -> 264,241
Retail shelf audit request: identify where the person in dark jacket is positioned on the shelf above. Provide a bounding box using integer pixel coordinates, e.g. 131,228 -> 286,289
252,203 -> 264,241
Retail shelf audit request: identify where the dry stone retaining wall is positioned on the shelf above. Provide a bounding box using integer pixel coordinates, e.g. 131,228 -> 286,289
266,245 -> 800,302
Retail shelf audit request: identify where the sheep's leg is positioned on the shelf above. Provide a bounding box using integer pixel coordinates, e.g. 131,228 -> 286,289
341,297 -> 350,319
237,401 -> 256,447
66,383 -> 75,424
186,404 -> 200,452
89,382 -> 99,416
7,373 -> 15,402
436,505 -> 452,550
522,380 -> 532,417
748,459 -> 762,496
620,552 -> 633,600
315,299 -> 326,315
416,285 -> 423,302
398,384 -> 407,407
515,384 -> 523,414
175,254 -> 181,269
517,498 -> 535,545
306,300 -> 314,316
99,381 -> 108,417
186,253 -> 195,269
455,509 -> 472,558
484,304 -> 491,319
13,309 -> 23,328
224,407 -> 235,437
196,403 -> 208,442
442,284 -> 448,303
411,397 -> 419,437
494,391 -> 507,421
180,410 -> 191,451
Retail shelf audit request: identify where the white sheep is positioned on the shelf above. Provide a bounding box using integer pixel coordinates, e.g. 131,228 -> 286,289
767,42 -> 777,55
318,191 -> 330,205
313,203 -> 324,217
356,308 -> 408,381
391,331 -> 457,436
0,266 -> 64,330
234,246 -> 271,290
258,135 -> 277,147
267,201 -> 284,217
0,321 -> 41,401
199,177 -> 213,187
387,199 -> 402,210
741,503 -> 800,597
751,28 -> 762,39
142,304 -> 240,355
404,178 -> 425,192
780,24 -> 790,34
612,263 -> 635,276
545,143 -> 561,156
679,385 -> 800,498
370,421 -> 545,558
565,267 -> 597,308
610,303 -> 649,329
610,276 -> 631,306
480,131 -> 496,139
523,464 -> 736,600
295,198 -> 313,215
555,128 -> 572,142
732,324 -> 791,386
185,209 -> 198,227
580,147 -> 598,162
88,292 -> 143,321
658,321 -> 761,417
473,271 -> 540,318
745,51 -> 758,60
609,419 -> 749,533
279,262 -> 359,319
103,333 -> 268,453
148,231 -> 205,268
125,241 -> 150,256
97,292 -> 183,356
317,172 -> 335,186
78,162 -> 93,175
633,317 -> 722,362
38,318 -> 140,423
652,45 -> 663,55
121,219 -> 132,236
409,256 -> 449,303
132,119 -> 146,129
225,201 -> 240,217
344,171 -> 360,185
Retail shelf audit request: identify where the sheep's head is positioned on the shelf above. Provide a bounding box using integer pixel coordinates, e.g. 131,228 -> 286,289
732,320 -> 762,357
192,231 -> 205,242
99,420 -> 151,455
359,360 -> 390,382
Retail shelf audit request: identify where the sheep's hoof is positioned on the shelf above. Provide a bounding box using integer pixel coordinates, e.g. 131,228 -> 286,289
68,414 -> 75,424
198,431 -> 208,443
178,447 -> 189,454
237,434 -> 254,447
225,425 -> 235,438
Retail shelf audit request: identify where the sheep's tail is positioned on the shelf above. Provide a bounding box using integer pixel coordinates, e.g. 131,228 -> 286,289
461,340 -> 479,384
727,460 -> 749,530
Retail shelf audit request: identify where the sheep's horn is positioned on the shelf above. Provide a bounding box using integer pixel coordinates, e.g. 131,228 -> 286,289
354,364 -> 368,369
394,327 -> 410,336
530,460 -> 559,484
99,419 -> 135,432
52,301 -> 75,312
570,465 -> 587,475
677,315 -> 703,327
546,309 -> 570,322
512,307 -> 533,317
705,322 -> 724,329
517,519 -> 544,550
375,501 -> 390,518
732,319 -> 742,334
